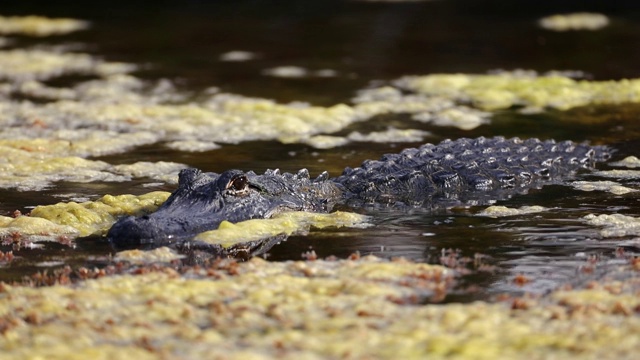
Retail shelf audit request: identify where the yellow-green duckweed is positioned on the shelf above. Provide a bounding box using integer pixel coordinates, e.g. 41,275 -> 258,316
396,71 -> 640,112
539,12 -> 609,32
2,191 -> 367,246
0,215 -> 79,242
571,180 -> 637,195
195,211 -> 370,248
114,247 -> 185,264
219,50 -> 258,62
302,128 -> 431,148
0,49 -> 134,81
0,256 -> 639,359
593,169 -> 640,180
0,15 -> 89,36
609,156 -> 640,168
2,20 -> 640,191
29,192 -> 171,237
584,213 -> 640,237
476,205 -> 548,218
0,140 -> 184,190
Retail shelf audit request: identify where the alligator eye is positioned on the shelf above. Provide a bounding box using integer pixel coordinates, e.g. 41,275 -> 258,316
226,174 -> 249,195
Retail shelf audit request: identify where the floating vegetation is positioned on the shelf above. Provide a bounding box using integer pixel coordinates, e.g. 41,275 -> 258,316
0,215 -> 79,242
584,213 -> 640,237
476,205 -> 548,218
346,127 -> 431,143
412,106 -> 490,130
1,191 -> 368,246
396,71 -> 640,112
114,247 -> 185,264
302,128 -> 431,148
218,50 -> 257,62
28,192 -> 171,238
593,169 -> 640,180
195,211 -> 370,248
539,13 -> 609,32
164,140 -> 221,152
262,66 -> 309,78
2,30 -> 640,191
0,140 -> 184,190
111,162 -> 187,184
302,135 -> 351,149
609,156 -> 640,168
0,15 -> 89,36
1,256 -> 639,359
0,49 -> 134,81
262,66 -> 338,78
571,180 -> 637,195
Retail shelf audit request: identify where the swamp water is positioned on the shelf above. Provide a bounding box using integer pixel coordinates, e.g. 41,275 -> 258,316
1,0 -> 640,298
1,2 -> 640,357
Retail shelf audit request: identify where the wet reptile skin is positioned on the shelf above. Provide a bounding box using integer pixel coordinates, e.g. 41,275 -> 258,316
107,136 -> 611,247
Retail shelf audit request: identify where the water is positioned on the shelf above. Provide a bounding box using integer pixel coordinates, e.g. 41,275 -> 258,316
2,0 -> 640,301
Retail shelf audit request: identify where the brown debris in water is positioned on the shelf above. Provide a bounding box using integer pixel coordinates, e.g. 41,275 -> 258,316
2,253 -> 640,358
0,250 -> 13,263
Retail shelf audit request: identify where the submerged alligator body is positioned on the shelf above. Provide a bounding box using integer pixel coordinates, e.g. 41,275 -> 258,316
108,137 -> 611,248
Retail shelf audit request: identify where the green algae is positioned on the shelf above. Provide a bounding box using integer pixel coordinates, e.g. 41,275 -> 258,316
571,180 -> 637,195
1,18 -> 640,192
396,71 -> 640,112
302,128 -> 431,149
114,247 -> 185,264
0,215 -> 79,242
0,49 -> 133,81
593,169 -> 640,180
0,15 -> 89,36
539,12 -> 609,32
194,211 -> 370,248
476,205 -> 548,218
584,213 -> 640,237
0,138 -> 184,191
219,50 -> 257,62
1,191 -> 368,246
609,156 -> 640,168
0,256 -> 638,359
29,192 -> 171,237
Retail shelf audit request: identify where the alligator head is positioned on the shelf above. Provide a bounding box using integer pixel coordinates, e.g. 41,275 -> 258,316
107,168 -> 341,248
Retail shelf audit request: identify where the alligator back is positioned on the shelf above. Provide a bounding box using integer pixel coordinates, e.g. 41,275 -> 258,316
333,137 -> 611,207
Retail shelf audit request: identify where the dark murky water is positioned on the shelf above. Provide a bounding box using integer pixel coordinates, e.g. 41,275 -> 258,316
2,0 -> 640,301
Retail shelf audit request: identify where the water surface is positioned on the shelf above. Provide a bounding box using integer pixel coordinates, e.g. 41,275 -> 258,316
2,0 -> 640,301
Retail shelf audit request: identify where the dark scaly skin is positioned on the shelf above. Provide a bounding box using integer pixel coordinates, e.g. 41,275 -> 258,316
107,137 -> 611,247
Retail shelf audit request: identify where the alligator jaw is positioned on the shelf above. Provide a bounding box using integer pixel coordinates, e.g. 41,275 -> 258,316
107,168 -> 340,249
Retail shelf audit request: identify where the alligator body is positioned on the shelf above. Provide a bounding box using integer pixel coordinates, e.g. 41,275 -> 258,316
107,137 -> 611,248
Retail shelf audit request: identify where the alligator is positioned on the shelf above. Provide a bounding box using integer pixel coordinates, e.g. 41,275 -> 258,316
107,136 -> 611,249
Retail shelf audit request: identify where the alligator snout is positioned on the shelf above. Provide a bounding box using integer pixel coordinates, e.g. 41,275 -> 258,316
108,212 -> 226,249
107,215 -> 169,249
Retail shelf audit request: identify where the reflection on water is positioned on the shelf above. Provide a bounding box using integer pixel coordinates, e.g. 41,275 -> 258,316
2,0 -> 640,301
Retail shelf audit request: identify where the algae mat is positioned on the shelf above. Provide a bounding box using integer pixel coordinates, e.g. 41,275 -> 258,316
1,9 -> 640,360
1,256 -> 639,359
1,14 -> 640,193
